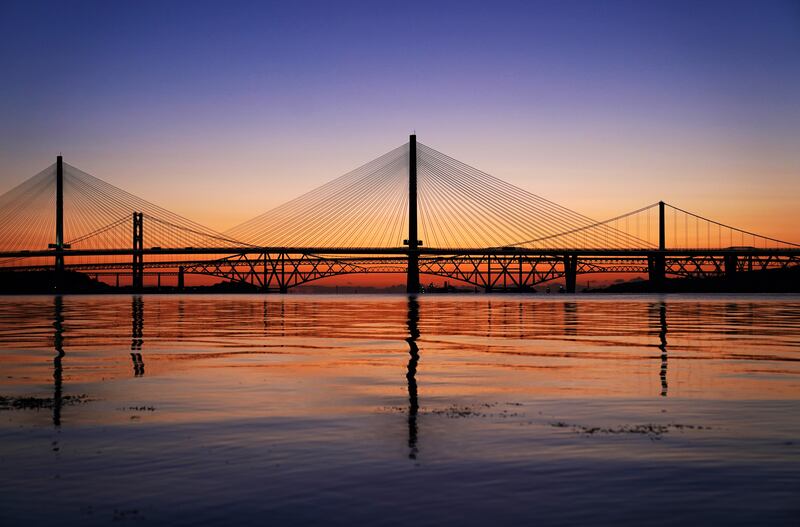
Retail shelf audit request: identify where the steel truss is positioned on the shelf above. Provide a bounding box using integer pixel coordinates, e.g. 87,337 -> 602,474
181,253 -> 402,292
170,254 -> 650,291
418,255 -> 647,291
3,251 -> 798,292
666,254 -> 800,279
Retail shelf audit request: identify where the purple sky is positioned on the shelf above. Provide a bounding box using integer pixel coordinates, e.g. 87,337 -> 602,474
1,0 -> 798,238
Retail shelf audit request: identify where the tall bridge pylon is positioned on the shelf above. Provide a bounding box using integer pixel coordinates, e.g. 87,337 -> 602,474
47,155 -> 68,287
406,134 -> 420,294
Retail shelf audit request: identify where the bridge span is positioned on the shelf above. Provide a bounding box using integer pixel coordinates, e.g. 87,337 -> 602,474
1,136 -> 798,292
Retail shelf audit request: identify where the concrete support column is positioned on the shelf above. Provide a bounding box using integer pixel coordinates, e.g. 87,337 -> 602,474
724,253 -> 738,281
279,253 -> 288,294
564,254 -> 578,293
648,254 -> 665,291
485,255 -> 493,293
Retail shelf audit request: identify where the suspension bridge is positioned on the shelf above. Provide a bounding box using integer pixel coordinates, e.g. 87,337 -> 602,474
1,135 -> 798,293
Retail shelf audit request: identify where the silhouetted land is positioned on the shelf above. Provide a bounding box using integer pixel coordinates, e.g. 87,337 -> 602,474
589,266 -> 800,293
0,271 -> 110,294
0,271 -> 259,294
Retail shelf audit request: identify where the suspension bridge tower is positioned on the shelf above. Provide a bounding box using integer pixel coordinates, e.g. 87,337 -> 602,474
406,134 -> 420,294
48,155 -> 69,288
55,155 -> 64,273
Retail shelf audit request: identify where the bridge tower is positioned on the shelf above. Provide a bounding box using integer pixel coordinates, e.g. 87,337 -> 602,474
132,212 -> 144,290
55,155 -> 64,273
48,155 -> 68,288
406,134 -> 420,294
648,201 -> 666,290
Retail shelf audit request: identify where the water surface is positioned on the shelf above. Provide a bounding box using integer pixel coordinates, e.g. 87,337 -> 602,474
1,294 -> 798,525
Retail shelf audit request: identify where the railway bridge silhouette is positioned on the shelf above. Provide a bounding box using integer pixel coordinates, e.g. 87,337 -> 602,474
1,135 -> 798,292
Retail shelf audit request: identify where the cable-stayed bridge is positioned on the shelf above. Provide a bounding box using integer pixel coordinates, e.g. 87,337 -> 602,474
1,135 -> 798,292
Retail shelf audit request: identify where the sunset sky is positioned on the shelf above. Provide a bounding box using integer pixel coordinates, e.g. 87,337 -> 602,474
1,0 -> 798,241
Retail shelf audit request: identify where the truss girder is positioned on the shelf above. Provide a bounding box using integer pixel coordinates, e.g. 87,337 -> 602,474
417,254 -> 646,291
665,255 -> 800,278
179,252 -> 379,291
2,251 -> 797,291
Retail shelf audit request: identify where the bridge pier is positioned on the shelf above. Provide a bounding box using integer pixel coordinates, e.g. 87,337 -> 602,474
279,253 -> 288,294
260,252 -> 269,292
178,266 -> 184,290
485,255 -> 492,293
563,254 -> 578,293
648,254 -> 665,291
724,253 -> 738,282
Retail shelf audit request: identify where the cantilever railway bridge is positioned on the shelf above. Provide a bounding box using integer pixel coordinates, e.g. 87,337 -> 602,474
1,135 -> 798,292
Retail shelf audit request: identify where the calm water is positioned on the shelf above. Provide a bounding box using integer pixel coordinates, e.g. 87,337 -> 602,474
0,294 -> 798,526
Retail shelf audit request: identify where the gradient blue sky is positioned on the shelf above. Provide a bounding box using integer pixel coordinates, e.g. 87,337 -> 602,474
1,0 -> 798,237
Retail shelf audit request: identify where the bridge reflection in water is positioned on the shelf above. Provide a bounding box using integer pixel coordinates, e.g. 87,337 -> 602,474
42,295 -> 683,436
52,296 -> 64,427
4,293 -> 792,527
130,296 -> 145,377
1,292 -> 795,527
406,296 -> 421,459
657,302 -> 668,397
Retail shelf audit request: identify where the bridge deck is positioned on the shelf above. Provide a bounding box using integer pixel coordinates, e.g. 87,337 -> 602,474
3,246 -> 799,259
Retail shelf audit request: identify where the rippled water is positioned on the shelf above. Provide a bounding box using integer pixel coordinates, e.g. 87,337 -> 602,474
0,294 -> 798,526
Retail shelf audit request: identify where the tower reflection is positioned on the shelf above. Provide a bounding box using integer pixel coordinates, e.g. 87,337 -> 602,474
658,302 -> 668,397
405,296 -> 420,459
52,295 -> 64,427
563,301 -> 578,336
130,296 -> 144,377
